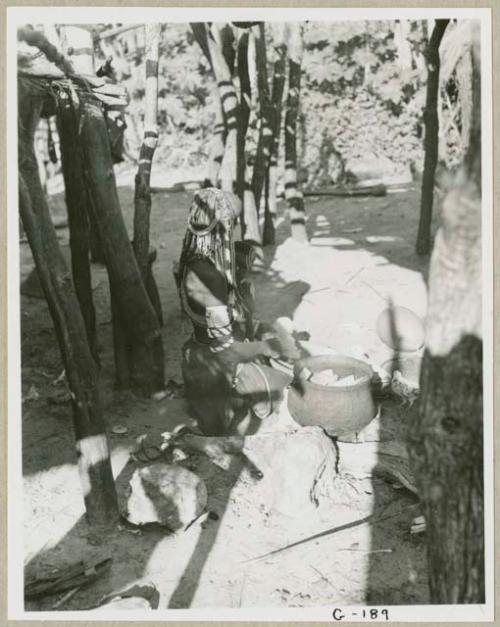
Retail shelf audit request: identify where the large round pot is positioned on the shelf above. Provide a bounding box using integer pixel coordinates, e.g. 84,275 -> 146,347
287,354 -> 377,438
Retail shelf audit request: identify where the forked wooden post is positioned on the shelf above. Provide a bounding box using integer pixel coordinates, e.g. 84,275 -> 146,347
18,80 -> 118,527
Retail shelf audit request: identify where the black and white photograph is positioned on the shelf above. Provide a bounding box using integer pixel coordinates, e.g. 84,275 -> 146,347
6,6 -> 494,622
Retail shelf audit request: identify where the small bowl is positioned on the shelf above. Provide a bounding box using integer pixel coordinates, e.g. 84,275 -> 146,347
287,354 -> 377,437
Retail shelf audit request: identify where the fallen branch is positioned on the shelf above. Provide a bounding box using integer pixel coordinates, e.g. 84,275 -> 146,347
303,184 -> 387,197
25,558 -> 112,599
150,181 -> 204,194
242,506 -> 410,564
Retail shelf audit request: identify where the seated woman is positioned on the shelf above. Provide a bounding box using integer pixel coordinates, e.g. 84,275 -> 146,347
177,188 -> 293,436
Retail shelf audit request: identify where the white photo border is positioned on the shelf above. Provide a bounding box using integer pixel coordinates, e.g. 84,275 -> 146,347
6,6 -> 494,623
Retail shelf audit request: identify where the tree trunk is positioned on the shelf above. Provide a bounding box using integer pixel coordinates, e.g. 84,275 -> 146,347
79,93 -> 165,395
284,24 -> 307,242
18,80 -> 118,527
133,24 -> 163,325
415,19 -> 449,255
407,26 -> 484,603
263,24 -> 287,245
409,337 -> 484,603
56,88 -> 98,364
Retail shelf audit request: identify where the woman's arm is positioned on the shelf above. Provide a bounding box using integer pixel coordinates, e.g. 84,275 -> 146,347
217,338 -> 280,368
183,259 -> 284,363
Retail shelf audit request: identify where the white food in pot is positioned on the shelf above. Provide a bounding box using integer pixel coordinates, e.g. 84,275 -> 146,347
309,369 -> 361,387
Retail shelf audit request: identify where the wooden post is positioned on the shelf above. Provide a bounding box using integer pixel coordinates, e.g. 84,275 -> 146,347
220,24 -> 236,76
263,23 -> 287,245
236,29 -> 260,250
241,31 -> 262,247
407,26 -> 484,602
133,24 -> 163,325
284,24 -> 307,242
236,30 -> 251,205
415,19 -> 449,255
205,90 -> 226,188
251,23 -> 273,217
191,23 -> 226,189
59,24 -> 105,264
191,22 -> 261,245
110,289 -> 131,389
56,87 -> 99,364
79,93 -> 165,395
207,23 -> 239,194
18,80 -> 118,527
88,211 -> 105,264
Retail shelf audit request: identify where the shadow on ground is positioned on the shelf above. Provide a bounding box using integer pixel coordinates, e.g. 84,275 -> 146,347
21,184 -> 431,609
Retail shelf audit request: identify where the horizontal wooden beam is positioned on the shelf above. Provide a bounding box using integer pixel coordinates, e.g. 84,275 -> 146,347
94,24 -> 143,41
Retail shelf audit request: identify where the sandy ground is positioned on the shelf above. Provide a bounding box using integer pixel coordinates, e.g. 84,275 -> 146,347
19,179 -> 434,611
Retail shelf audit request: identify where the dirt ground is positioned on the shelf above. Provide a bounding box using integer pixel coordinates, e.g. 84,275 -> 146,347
20,172 -> 435,611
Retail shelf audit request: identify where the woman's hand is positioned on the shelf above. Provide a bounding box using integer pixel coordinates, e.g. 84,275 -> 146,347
260,337 -> 283,359
217,339 -> 281,367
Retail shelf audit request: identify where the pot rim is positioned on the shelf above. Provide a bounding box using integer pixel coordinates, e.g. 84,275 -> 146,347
293,354 -> 374,391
